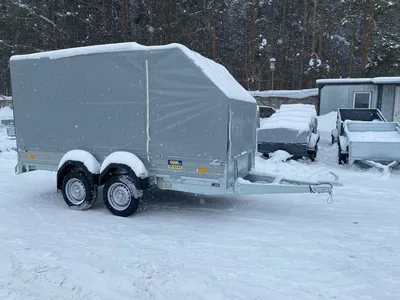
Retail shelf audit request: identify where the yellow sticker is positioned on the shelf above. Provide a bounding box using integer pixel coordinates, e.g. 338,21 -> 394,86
168,160 -> 183,170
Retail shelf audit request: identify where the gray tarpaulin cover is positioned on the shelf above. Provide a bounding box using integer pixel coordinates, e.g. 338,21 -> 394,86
10,42 -> 257,162
257,104 -> 317,144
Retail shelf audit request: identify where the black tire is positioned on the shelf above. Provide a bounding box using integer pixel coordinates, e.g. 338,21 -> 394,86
343,151 -> 349,164
309,144 -> 318,162
61,170 -> 98,210
337,144 -> 349,165
103,175 -> 142,217
331,135 -> 335,145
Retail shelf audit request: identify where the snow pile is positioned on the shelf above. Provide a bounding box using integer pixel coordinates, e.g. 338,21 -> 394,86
101,151 -> 148,178
267,150 -> 293,163
344,120 -> 400,142
58,150 -> 101,174
254,151 -> 338,183
259,104 -> 317,133
10,42 -> 255,104
249,88 -> 318,99
317,111 -> 337,133
345,130 -> 400,142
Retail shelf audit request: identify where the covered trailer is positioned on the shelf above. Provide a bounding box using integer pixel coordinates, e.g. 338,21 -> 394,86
257,104 -> 320,160
10,42 -> 338,217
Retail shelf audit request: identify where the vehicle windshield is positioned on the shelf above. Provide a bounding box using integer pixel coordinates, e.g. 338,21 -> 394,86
259,106 -> 276,118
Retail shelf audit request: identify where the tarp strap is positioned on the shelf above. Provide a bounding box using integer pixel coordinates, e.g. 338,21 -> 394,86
145,60 -> 150,161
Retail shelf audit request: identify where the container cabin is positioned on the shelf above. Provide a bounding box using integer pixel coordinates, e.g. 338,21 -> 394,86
316,77 -> 400,123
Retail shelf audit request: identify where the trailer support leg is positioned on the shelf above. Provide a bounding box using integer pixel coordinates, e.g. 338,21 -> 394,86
364,160 -> 400,173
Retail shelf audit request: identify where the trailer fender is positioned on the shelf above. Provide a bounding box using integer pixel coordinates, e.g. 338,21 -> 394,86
99,152 -> 149,190
57,150 -> 101,190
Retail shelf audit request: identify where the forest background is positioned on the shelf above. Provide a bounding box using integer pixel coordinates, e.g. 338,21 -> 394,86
1,0 -> 399,95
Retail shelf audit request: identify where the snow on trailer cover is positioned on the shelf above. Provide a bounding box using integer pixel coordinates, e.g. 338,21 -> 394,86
10,42 -> 338,217
257,104 -> 320,160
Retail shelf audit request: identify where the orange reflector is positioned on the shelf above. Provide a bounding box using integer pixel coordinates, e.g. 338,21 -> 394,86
196,168 -> 207,173
28,155 -> 35,159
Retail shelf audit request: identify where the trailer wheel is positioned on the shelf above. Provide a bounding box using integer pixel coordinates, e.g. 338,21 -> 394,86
309,145 -> 318,162
331,129 -> 339,145
338,144 -> 343,164
337,145 -> 349,165
103,175 -> 142,217
61,170 -> 98,210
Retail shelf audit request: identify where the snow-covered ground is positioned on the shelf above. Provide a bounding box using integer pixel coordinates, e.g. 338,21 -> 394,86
0,107 -> 399,300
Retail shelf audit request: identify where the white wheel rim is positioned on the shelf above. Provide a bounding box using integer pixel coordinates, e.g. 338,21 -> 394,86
65,178 -> 86,205
107,182 -> 132,211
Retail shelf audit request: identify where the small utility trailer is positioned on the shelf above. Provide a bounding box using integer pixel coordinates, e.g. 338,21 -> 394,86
338,120 -> 400,171
0,118 -> 15,138
10,42 -> 338,217
6,125 -> 15,138
257,104 -> 320,161
1,118 -> 14,127
331,108 -> 387,145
